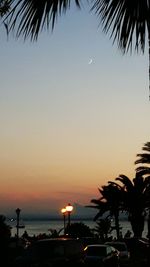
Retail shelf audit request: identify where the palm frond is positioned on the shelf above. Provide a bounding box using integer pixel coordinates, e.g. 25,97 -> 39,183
88,200 -> 110,220
0,0 -> 11,17
136,166 -> 150,176
142,142 -> 150,152
91,0 -> 150,53
116,174 -> 133,191
135,154 -> 150,165
108,180 -> 123,190
133,173 -> 145,192
135,142 -> 150,175
5,0 -> 82,40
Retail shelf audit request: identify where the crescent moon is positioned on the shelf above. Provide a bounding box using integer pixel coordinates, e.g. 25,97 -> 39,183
88,59 -> 93,65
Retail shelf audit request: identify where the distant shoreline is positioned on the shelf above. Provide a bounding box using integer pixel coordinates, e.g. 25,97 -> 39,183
13,216 -> 129,222
19,217 -> 95,221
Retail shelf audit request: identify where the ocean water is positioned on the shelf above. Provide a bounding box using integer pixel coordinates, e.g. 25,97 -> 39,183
9,219 -> 148,239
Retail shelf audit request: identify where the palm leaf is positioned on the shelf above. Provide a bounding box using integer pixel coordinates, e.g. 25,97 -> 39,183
142,142 -> 150,152
88,199 -> 110,220
91,0 -> 150,53
108,180 -> 123,190
116,174 -> 133,192
0,0 -> 11,17
135,142 -> 150,175
136,166 -> 150,176
135,154 -> 150,165
6,0 -> 82,40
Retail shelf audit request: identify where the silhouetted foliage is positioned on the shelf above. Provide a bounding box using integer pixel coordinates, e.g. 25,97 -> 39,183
48,228 -> 63,237
5,0 -> 82,40
0,215 -> 11,249
94,217 -> 112,242
3,1 -> 149,47
90,170 -> 150,239
114,173 -> 149,238
89,182 -> 123,239
92,0 -> 149,53
0,0 -> 10,17
135,142 -> 150,177
135,141 -> 150,238
66,222 -> 93,238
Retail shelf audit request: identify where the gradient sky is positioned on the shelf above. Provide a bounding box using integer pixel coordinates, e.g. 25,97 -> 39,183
0,5 -> 150,216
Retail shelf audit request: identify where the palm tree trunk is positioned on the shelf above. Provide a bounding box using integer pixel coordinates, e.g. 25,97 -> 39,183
114,211 -> 120,240
130,215 -> 145,238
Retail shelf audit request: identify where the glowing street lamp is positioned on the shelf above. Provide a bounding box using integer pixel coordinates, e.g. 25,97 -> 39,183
61,208 -> 67,235
66,203 -> 73,227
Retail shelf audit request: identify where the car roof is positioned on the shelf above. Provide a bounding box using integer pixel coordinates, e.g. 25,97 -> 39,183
37,238 -> 78,242
105,241 -> 127,245
86,244 -> 109,248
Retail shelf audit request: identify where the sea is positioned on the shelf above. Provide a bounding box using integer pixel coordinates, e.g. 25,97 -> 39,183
8,218 -> 148,239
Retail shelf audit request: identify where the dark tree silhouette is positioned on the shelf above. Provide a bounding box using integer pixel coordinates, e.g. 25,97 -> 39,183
115,173 -> 149,238
89,182 -> 123,239
135,142 -> 150,176
135,142 -> 150,238
0,215 -> 11,256
66,222 -> 93,238
94,217 -> 112,242
90,171 -> 150,239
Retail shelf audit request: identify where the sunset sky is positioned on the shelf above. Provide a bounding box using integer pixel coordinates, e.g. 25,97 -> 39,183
0,5 -> 150,217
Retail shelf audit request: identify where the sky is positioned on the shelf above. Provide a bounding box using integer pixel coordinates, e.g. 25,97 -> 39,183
0,4 -> 150,217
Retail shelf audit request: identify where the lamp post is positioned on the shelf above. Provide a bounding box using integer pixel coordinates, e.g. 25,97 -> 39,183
16,208 -> 21,242
66,203 -> 73,228
61,208 -> 67,235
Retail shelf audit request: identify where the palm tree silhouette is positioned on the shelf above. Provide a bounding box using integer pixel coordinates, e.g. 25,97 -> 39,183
94,217 -> 112,241
135,142 -> 150,176
90,182 -> 123,239
90,172 -> 150,239
135,142 -> 150,238
115,173 -> 149,238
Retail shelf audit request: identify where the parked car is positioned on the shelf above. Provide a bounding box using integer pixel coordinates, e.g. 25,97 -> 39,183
105,241 -> 130,265
14,237 -> 85,267
84,244 -> 119,267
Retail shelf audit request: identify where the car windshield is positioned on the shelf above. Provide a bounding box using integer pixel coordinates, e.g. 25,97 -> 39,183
86,246 -> 106,257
